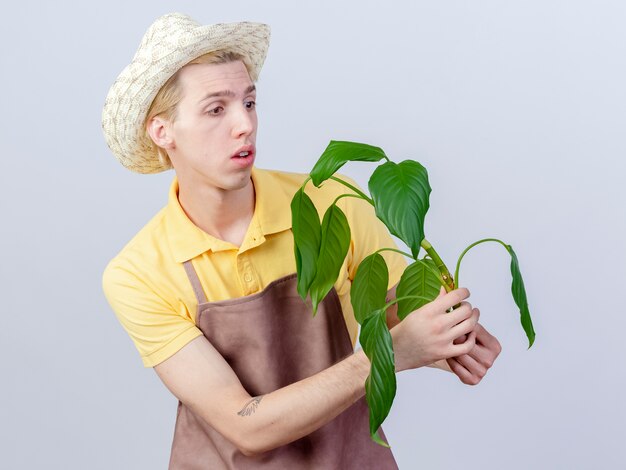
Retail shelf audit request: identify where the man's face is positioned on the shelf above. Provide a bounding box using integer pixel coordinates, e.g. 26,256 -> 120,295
167,60 -> 258,192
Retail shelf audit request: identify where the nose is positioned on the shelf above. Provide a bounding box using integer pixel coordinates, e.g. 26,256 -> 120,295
232,103 -> 255,138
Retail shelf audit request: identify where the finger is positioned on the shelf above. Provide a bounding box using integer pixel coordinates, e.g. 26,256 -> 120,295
433,287 -> 470,312
452,334 -> 467,345
446,357 -> 480,386
454,353 -> 487,379
474,323 -> 502,352
447,308 -> 480,339
466,342 -> 497,368
450,330 -> 476,356
443,302 -> 474,328
470,325 -> 502,366
437,286 -> 446,298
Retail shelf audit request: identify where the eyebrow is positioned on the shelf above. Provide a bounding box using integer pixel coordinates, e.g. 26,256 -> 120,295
198,84 -> 256,104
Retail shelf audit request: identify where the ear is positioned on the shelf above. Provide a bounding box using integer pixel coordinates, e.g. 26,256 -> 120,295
146,115 -> 175,150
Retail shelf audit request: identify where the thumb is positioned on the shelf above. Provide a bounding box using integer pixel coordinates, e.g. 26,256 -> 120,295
437,286 -> 446,298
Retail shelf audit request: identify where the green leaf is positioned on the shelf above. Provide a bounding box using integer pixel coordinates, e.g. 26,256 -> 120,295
309,204 -> 351,314
290,188 -> 322,300
507,245 -> 536,348
359,309 -> 397,447
396,258 -> 442,320
368,160 -> 431,258
351,253 -> 389,325
311,140 -> 388,187
455,238 -> 537,348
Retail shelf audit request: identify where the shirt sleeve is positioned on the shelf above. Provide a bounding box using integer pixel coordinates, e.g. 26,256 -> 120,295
102,261 -> 203,368
338,174 -> 409,290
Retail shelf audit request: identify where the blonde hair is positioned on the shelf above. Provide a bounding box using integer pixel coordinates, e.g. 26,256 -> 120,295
142,50 -> 252,169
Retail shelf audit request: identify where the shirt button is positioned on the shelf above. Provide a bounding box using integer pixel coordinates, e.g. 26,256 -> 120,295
244,273 -> 252,282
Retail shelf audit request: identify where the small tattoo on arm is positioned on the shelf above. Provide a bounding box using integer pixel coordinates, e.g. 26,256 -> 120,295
238,396 -> 264,417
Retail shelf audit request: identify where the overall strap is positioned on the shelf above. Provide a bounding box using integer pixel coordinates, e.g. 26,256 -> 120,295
182,259 -> 208,304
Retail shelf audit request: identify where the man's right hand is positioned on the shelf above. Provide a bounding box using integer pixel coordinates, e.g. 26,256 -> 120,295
390,287 -> 479,373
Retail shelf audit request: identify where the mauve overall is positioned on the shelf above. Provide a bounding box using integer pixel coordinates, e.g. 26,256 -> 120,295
168,261 -> 399,469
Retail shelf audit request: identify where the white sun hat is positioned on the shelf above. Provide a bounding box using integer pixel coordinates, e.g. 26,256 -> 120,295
102,12 -> 271,174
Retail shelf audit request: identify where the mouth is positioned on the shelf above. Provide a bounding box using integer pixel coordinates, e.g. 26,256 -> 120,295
231,144 -> 256,167
232,145 -> 255,159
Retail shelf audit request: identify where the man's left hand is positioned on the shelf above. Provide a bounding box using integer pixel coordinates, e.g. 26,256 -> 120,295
446,322 -> 502,386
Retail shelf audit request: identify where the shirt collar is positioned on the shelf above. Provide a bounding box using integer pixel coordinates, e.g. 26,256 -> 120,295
252,166 -> 293,236
165,166 -> 293,263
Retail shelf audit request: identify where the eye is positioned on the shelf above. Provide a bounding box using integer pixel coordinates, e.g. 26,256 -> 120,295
207,106 -> 224,115
245,100 -> 256,110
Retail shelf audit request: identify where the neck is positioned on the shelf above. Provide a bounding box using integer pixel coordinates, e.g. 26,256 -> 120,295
176,175 -> 256,247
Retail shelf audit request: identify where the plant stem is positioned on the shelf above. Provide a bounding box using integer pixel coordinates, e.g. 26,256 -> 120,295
332,193 -> 368,206
454,238 -> 509,287
373,249 -> 448,293
374,247 -> 414,259
383,295 -> 433,311
420,239 -> 455,292
420,259 -> 449,288
329,176 -> 374,205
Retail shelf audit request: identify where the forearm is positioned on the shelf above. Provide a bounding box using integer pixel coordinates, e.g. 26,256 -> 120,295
239,348 -> 371,455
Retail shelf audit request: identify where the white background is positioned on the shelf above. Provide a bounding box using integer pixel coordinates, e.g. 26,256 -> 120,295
2,1 -> 625,469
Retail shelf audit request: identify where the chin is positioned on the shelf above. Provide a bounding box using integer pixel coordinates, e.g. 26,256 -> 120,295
223,174 -> 252,192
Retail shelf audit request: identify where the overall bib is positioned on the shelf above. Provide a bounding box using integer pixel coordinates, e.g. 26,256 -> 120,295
168,260 -> 399,469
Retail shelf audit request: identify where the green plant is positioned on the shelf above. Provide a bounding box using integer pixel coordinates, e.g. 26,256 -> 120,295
291,140 -> 536,447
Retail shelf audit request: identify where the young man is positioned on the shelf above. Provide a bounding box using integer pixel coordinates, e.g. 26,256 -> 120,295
102,13 -> 502,469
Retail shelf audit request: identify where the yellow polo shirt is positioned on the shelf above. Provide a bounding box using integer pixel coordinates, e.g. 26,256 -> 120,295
102,167 -> 408,367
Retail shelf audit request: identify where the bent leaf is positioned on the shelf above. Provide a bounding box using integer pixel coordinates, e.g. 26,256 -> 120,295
309,204 -> 351,314
507,245 -> 536,348
359,309 -> 396,447
290,188 -> 322,300
351,253 -> 389,325
311,140 -> 388,187
368,160 -> 431,258
396,258 -> 442,320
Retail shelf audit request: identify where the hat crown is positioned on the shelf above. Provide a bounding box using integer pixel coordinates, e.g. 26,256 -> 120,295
134,13 -> 200,60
